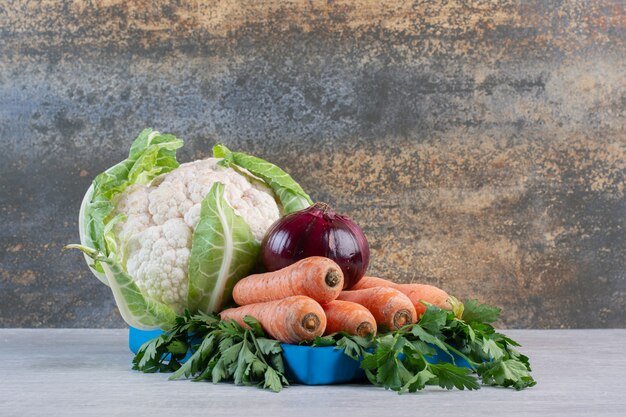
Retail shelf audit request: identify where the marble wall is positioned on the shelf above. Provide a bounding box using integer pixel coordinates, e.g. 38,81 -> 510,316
1,1 -> 624,328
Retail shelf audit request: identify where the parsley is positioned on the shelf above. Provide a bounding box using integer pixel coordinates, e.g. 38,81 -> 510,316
132,311 -> 218,373
132,313 -> 289,392
359,331 -> 480,392
311,332 -> 373,361
433,300 -> 536,390
349,301 -> 535,392
132,300 -> 535,393
359,308 -> 480,393
462,299 -> 502,324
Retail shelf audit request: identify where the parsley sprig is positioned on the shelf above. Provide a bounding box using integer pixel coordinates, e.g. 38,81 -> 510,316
449,300 -> 536,390
311,332 -> 373,360
357,299 -> 536,392
132,312 -> 289,392
132,311 -> 218,373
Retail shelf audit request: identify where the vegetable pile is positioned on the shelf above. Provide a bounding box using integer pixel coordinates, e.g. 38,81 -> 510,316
68,129 -> 535,393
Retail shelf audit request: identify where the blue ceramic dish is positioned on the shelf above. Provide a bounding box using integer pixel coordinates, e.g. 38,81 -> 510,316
280,343 -> 367,384
128,327 -> 471,385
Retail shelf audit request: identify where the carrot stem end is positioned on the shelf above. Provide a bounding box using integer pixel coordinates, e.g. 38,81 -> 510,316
325,270 -> 342,288
301,313 -> 321,332
393,310 -> 412,329
356,322 -> 374,337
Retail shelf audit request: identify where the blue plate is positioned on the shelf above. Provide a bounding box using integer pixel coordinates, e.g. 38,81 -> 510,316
128,327 -> 471,385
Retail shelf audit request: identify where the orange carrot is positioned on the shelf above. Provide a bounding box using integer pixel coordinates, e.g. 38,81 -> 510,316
219,296 -> 327,344
337,287 -> 417,330
322,300 -> 377,337
351,276 -> 451,316
233,257 -> 344,305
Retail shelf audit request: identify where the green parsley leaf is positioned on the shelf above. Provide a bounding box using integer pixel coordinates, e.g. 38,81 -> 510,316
399,368 -> 437,393
263,367 -> 283,393
418,304 -> 449,335
243,316 -> 264,336
255,337 -> 282,356
311,335 -> 336,347
481,337 -> 504,360
167,340 -> 188,355
430,362 -> 480,390
478,359 -> 536,390
462,300 -> 501,324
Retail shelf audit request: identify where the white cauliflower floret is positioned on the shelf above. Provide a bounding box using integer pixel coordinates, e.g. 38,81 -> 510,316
113,158 -> 281,313
125,219 -> 192,312
148,159 -> 279,238
114,184 -> 154,243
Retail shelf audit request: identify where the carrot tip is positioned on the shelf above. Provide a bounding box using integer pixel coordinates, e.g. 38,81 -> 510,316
356,322 -> 375,337
301,313 -> 321,332
325,270 -> 342,288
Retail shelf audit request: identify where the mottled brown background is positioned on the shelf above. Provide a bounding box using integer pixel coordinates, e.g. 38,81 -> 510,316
1,1 -> 624,328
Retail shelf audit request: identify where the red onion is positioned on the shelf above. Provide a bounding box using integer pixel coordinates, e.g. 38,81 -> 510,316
261,202 -> 370,289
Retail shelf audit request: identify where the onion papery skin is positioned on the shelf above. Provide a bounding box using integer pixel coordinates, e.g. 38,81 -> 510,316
261,203 -> 370,289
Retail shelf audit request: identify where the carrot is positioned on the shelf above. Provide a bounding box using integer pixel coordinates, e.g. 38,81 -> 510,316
351,276 -> 451,316
219,295 -> 327,344
337,287 -> 417,330
233,256 -> 344,305
322,300 -> 377,337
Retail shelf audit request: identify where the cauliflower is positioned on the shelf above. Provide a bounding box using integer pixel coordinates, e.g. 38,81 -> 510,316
114,159 -> 281,313
75,129 -> 312,330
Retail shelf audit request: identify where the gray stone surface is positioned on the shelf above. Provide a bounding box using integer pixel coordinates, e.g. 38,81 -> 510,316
0,1 -> 624,328
1,329 -> 625,417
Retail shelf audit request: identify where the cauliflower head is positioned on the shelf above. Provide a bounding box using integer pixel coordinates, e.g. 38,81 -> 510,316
115,159 -> 281,313
76,129 -> 312,330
